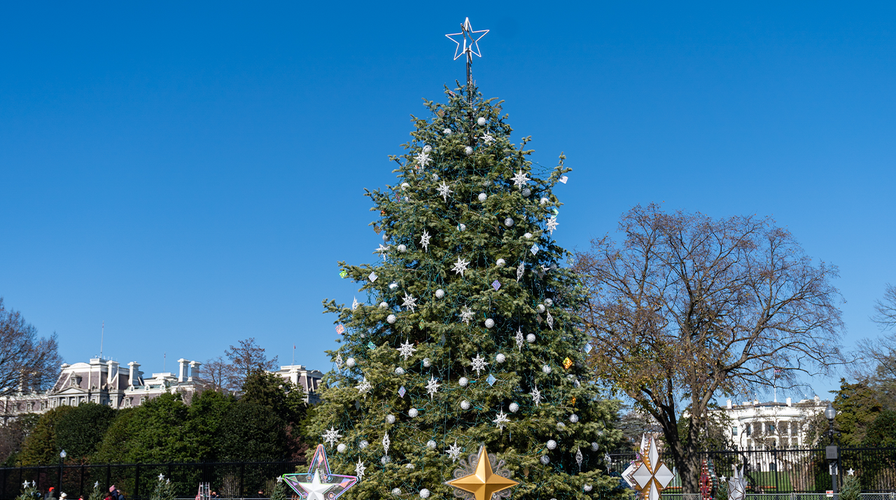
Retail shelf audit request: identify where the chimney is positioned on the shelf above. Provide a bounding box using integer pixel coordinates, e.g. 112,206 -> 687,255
178,359 -> 188,383
189,361 -> 201,382
107,360 -> 119,386
786,397 -> 792,406
128,362 -> 141,387
727,399 -> 732,409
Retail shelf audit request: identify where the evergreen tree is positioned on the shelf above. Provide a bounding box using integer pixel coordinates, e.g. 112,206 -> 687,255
268,478 -> 288,500
149,475 -> 175,500
312,85 -> 622,500
840,473 -> 860,500
87,482 -> 103,500
15,482 -> 41,500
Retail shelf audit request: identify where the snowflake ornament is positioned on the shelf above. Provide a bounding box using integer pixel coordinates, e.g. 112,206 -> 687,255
460,306 -> 474,325
397,340 -> 417,361
356,377 -> 372,397
419,230 -> 431,251
355,459 -> 366,481
516,262 -> 525,282
383,432 -> 391,455
515,328 -> 524,351
511,169 -> 530,190
376,244 -> 389,261
493,409 -> 510,430
437,182 -> 453,202
451,257 -> 470,276
481,133 -> 495,144
546,311 -> 554,330
321,427 -> 342,446
546,216 -> 559,234
530,385 -> 542,406
416,151 -> 431,168
470,353 -> 489,375
425,376 -> 440,399
446,440 -> 462,462
401,293 -> 418,312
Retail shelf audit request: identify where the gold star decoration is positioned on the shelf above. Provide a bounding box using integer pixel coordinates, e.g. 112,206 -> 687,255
446,446 -> 518,500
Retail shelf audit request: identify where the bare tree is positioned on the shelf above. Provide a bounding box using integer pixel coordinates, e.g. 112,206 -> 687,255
199,355 -> 237,393
573,204 -> 844,493
224,338 -> 278,390
873,283 -> 896,330
0,298 -> 62,397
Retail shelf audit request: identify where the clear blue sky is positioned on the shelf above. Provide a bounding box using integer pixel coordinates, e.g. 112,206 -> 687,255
2,2 -> 894,403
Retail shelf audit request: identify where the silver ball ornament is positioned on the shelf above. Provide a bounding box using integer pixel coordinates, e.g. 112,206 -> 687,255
457,223 -> 466,231
524,232 -> 533,239
389,282 -> 398,290
556,422 -> 566,430
477,117 -> 486,126
485,318 -> 495,329
537,304 -> 546,313
460,400 -> 471,410
359,440 -> 369,449
526,333 -> 536,343
420,489 -> 431,499
391,487 -> 401,495
382,456 -> 391,465
379,302 -> 388,308
522,187 -> 531,197
496,353 -> 506,364
423,357 -> 431,367
408,408 -> 419,418
443,128 -> 452,135
432,173 -> 439,181
509,402 -> 519,413
504,218 -> 514,227
584,485 -> 593,493
465,146 -> 474,155
386,414 -> 396,424
346,357 -> 356,368
394,367 -> 405,375
405,463 -> 414,469
540,456 -> 550,465
423,145 -> 432,153
387,314 -> 397,324
401,182 -> 410,190
591,442 -> 599,451
397,244 -> 407,253
496,258 -> 506,267
545,298 -> 554,306
426,440 -> 437,449
337,443 -> 347,453
435,289 -> 445,299
542,364 -> 552,374
459,377 -> 469,387
547,439 -> 557,450
540,197 -> 549,205
478,193 -> 487,202
570,414 -> 579,423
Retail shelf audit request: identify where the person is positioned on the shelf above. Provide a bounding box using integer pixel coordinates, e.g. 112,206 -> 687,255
109,486 -> 124,500
46,487 -> 56,500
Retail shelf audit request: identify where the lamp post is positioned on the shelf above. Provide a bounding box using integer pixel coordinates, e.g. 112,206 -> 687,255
57,450 -> 66,496
824,404 -> 840,495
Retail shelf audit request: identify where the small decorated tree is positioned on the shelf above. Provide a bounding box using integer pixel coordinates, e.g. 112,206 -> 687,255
15,481 -> 41,500
149,475 -> 175,500
268,478 -> 288,500
87,482 -> 103,500
840,472 -> 860,500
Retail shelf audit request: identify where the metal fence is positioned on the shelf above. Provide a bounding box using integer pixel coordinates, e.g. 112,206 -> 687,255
0,460 -> 305,500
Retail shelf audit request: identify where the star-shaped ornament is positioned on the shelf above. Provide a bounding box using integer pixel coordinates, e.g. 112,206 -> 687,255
452,257 -> 470,277
546,216 -> 559,234
622,434 -> 674,500
416,151 -> 431,168
445,18 -> 489,61
471,354 -> 489,375
282,444 -> 359,500
481,133 -> 495,144
419,230 -> 431,251
510,170 -> 530,190
493,410 -> 510,430
530,385 -> 542,406
355,377 -> 372,397
321,427 -> 342,446
397,340 -> 417,361
446,440 -> 463,462
401,293 -> 417,312
460,306 -> 474,325
437,182 -> 453,202
445,445 -> 518,500
425,376 -> 441,399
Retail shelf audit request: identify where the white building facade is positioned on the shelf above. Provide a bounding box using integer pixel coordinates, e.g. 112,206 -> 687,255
713,396 -> 829,450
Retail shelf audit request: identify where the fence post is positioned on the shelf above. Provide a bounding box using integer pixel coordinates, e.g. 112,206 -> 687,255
239,463 -> 244,499
134,463 -> 140,500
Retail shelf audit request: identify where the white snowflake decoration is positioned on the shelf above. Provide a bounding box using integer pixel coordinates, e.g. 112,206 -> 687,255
530,385 -> 542,406
397,340 -> 417,361
335,354 -> 344,367
419,230 -> 431,251
416,151 -> 431,168
576,447 -> 583,467
356,377 -> 372,397
451,257 -> 470,277
481,133 -> 495,144
546,311 -> 554,330
355,459 -> 366,481
460,306 -> 474,325
546,216 -> 559,234
445,440 -> 462,462
425,376 -> 440,399
383,432 -> 391,455
515,328 -> 524,351
402,293 -> 418,312
376,244 -> 389,261
516,261 -> 525,282
511,169 -> 530,190
437,182 -> 453,202
470,353 -> 489,376
493,410 -> 510,430
321,426 -> 342,446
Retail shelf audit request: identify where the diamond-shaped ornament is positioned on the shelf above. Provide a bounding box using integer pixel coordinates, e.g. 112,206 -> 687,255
584,344 -> 593,354
398,386 -> 407,398
492,280 -> 501,291
486,374 -> 497,386
563,357 -> 573,370
367,341 -> 376,350
530,244 -> 539,255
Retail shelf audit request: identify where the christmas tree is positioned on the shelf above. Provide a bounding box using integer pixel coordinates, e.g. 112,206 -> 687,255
840,472 -> 860,500
310,20 -> 622,500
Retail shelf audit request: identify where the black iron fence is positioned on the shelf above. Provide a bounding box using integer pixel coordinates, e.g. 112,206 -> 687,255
605,447 -> 896,494
0,460 -> 305,500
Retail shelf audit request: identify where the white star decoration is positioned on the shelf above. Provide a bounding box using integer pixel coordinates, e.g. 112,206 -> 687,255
493,410 -> 510,430
416,151 -> 431,168
530,385 -> 542,406
355,460 -> 366,481
446,440 -> 462,462
471,353 -> 489,375
546,216 -> 558,234
481,133 -> 495,144
401,293 -> 417,312
460,306 -> 474,325
356,377 -> 372,397
452,257 -> 470,276
445,17 -> 489,61
321,427 -> 342,446
515,328 -> 524,351
425,376 -> 440,399
282,445 -> 358,500
437,182 -> 453,202
375,244 -> 389,261
397,340 -> 417,361
419,230 -> 431,251
511,169 -> 530,190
